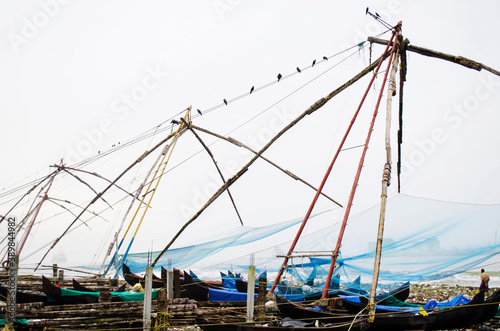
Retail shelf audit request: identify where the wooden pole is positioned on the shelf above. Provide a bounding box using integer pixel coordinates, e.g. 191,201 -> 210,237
181,117 -> 245,225
121,109 -> 191,270
17,162 -> 61,256
35,114 -> 187,271
157,289 -> 168,310
321,23 -> 401,299
368,41 -> 400,323
42,264 -> 101,276
257,276 -> 267,308
58,270 -> 64,285
368,37 -> 500,77
0,171 -> 54,227
101,142 -> 173,277
397,36 -> 408,193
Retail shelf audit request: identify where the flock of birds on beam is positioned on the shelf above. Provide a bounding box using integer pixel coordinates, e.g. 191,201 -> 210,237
169,55 -> 331,125
185,8 -> 391,120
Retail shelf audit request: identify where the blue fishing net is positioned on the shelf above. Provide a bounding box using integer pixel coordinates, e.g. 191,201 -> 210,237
107,195 -> 500,292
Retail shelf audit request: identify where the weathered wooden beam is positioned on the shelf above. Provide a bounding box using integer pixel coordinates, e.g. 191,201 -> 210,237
368,36 -> 500,76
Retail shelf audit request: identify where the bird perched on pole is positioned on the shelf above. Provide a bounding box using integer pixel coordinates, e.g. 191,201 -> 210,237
277,73 -> 282,82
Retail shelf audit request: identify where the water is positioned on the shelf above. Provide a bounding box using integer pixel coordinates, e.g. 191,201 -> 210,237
420,272 -> 500,287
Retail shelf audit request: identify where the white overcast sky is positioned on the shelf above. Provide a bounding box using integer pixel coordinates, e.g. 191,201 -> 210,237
1,1 -> 500,269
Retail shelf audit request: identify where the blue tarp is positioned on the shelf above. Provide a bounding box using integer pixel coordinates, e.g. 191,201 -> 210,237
208,287 -> 257,301
423,295 -> 470,309
220,271 -> 237,289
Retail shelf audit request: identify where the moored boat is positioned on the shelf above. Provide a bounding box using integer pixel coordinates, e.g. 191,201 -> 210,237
200,317 -> 369,331
0,283 -> 47,304
42,275 -> 157,304
122,263 -> 164,288
277,290 -> 489,330
72,278 -> 127,292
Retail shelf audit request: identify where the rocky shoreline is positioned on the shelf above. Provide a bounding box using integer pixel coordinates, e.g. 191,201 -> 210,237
409,283 -> 498,331
408,283 -> 479,303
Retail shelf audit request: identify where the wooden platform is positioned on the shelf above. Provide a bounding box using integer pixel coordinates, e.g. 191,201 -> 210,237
0,271 -> 270,330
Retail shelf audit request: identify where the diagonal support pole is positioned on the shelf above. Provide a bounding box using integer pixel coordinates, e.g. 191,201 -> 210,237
181,117 -> 244,226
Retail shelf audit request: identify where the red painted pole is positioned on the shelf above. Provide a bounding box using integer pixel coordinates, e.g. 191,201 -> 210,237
269,28 -> 399,294
321,23 -> 401,299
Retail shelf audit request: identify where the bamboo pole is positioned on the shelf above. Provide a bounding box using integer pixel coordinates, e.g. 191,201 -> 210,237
61,166 -> 142,203
320,23 -> 401,299
60,168 -> 113,209
0,171 -> 54,226
368,40 -> 400,323
35,108 -> 188,271
0,190 -> 41,261
368,37 -> 500,77
181,117 -> 244,225
101,141 -> 174,277
40,264 -> 102,276
190,124 -> 342,207
120,108 -> 190,267
17,161 -> 62,256
151,52 -> 390,268
0,172 -> 58,257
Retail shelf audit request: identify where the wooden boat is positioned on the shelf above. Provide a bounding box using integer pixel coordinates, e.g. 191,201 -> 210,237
277,290 -> 488,330
122,264 -> 223,301
42,275 -> 100,304
277,280 -> 410,304
235,278 -> 258,293
43,275 -> 156,304
0,283 -> 47,304
337,283 -> 414,314
200,317 -> 369,331
376,281 -> 410,303
72,278 -> 96,292
369,290 -> 486,331
276,295 -> 357,324
181,270 -> 210,301
469,289 -> 500,325
72,278 -> 127,292
340,286 -> 500,327
122,263 -> 164,288
190,269 -> 223,288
